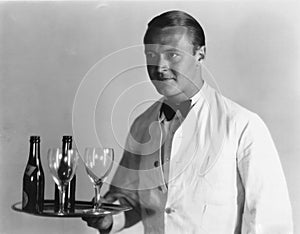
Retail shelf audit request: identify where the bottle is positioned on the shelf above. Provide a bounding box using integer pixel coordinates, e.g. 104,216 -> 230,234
54,136 -> 76,212
22,136 -> 44,213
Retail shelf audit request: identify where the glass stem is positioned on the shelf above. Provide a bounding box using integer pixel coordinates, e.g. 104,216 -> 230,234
94,182 -> 103,209
58,184 -> 66,214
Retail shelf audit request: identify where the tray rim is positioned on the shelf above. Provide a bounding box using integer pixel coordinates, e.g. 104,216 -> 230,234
12,200 -> 131,218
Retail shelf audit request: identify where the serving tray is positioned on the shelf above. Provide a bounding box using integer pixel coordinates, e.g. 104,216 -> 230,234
12,199 -> 131,218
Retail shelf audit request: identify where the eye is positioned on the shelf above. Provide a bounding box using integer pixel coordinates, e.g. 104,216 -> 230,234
167,52 -> 178,59
145,51 -> 157,59
165,52 -> 181,61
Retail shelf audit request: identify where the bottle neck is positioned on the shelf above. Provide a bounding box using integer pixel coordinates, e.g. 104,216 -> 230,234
62,141 -> 72,156
28,142 -> 40,165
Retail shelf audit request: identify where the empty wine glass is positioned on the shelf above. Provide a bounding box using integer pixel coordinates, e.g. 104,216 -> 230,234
82,147 -> 114,214
48,148 -> 79,215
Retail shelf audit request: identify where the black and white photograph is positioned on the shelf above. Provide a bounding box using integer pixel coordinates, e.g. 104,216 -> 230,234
0,1 -> 299,233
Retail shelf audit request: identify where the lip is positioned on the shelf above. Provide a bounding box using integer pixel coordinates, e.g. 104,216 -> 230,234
157,77 -> 176,81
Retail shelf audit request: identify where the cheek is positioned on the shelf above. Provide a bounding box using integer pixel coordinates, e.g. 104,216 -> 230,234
171,61 -> 195,79
168,62 -> 183,77
171,56 -> 196,72
183,59 -> 198,76
147,65 -> 156,77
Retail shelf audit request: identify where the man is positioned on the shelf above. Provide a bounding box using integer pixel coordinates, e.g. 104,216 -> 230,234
82,10 -> 293,234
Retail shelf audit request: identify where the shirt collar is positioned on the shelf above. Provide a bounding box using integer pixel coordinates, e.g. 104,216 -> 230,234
190,81 -> 206,107
159,80 -> 207,122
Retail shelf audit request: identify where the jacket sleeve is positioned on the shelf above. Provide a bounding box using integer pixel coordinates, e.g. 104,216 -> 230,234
236,114 -> 293,234
108,149 -> 142,229
105,122 -> 143,231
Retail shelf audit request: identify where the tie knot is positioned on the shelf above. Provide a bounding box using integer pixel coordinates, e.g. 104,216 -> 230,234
160,99 -> 192,121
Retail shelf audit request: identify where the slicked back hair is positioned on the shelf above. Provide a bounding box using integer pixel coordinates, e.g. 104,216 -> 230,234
143,10 -> 206,55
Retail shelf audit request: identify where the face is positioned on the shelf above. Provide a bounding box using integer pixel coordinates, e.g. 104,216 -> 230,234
144,26 -> 204,103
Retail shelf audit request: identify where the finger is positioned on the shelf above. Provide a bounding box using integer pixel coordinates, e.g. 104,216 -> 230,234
101,215 -> 113,228
90,194 -> 116,204
82,217 -> 103,224
83,215 -> 112,229
87,220 -> 99,228
82,217 -> 103,228
103,193 -> 117,203
82,216 -> 95,222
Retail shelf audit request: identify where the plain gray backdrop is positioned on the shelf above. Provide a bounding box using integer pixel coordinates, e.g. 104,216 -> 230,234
0,1 -> 299,234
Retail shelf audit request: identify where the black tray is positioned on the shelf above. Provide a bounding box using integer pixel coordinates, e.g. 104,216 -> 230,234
12,199 -> 131,218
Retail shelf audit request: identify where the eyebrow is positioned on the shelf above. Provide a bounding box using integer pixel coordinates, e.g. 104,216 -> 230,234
144,48 -> 183,53
163,48 -> 181,53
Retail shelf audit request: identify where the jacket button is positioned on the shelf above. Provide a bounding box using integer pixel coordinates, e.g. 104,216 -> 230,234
154,161 -> 159,167
165,207 -> 173,214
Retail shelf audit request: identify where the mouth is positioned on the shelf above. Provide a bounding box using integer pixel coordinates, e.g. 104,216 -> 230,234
156,77 -> 176,82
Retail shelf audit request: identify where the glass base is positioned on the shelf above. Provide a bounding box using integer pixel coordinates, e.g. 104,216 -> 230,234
83,208 -> 111,215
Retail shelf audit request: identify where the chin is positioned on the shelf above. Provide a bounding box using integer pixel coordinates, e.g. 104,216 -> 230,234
160,91 -> 183,101
154,84 -> 178,95
155,87 -> 175,97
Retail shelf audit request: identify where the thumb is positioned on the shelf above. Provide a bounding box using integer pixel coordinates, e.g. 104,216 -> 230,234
103,193 -> 118,203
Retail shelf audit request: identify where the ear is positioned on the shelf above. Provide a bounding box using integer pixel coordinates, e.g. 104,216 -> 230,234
195,45 -> 206,61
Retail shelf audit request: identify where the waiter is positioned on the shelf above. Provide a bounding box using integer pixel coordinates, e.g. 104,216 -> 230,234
82,10 -> 293,234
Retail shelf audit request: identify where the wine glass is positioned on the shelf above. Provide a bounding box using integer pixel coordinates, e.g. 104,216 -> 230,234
82,147 -> 114,214
48,148 -> 79,215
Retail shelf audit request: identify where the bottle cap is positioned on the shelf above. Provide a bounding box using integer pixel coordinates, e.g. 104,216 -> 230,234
30,136 -> 40,142
62,136 -> 72,142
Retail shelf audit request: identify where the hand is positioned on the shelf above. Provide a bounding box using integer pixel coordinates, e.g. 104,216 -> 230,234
82,214 -> 113,233
82,194 -> 116,233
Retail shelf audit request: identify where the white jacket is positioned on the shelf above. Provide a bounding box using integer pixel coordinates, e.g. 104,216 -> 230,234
109,82 -> 293,234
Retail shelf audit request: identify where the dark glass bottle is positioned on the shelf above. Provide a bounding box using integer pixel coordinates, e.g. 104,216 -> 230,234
22,136 -> 44,213
54,136 -> 76,212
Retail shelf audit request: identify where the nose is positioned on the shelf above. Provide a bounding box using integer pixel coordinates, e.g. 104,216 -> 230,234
157,55 -> 169,74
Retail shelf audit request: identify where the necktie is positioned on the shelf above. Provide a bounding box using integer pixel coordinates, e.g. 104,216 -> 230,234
160,99 -> 192,121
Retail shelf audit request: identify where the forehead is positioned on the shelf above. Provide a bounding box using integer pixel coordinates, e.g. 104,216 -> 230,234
144,26 -> 194,53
